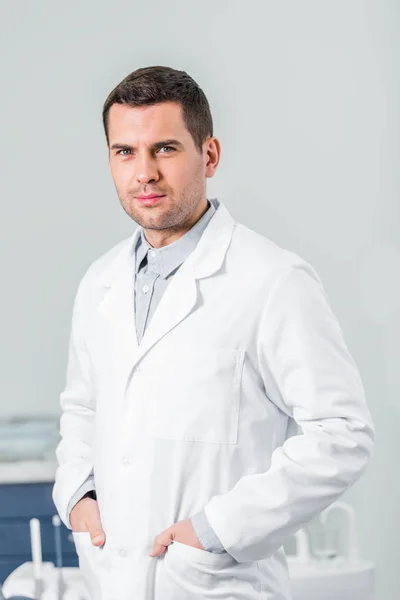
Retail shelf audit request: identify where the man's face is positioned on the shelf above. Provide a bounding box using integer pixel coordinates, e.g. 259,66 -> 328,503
107,101 -> 215,232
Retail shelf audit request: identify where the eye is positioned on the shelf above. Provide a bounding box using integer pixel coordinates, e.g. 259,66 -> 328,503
117,149 -> 131,156
158,145 -> 175,153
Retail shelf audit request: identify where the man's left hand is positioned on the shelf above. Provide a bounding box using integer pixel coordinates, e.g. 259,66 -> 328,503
149,518 -> 204,557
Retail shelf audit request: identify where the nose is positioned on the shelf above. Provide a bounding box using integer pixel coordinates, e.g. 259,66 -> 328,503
134,152 -> 159,184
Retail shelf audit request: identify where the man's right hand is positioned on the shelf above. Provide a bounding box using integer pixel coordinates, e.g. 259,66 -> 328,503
70,493 -> 106,547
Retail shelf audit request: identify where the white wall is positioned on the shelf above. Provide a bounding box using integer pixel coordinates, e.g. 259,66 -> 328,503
0,1 -> 398,598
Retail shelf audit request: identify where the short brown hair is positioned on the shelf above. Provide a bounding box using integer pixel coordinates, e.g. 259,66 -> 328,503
102,65 -> 213,153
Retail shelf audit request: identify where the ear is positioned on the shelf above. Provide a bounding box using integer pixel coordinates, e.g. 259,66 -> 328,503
204,137 -> 221,178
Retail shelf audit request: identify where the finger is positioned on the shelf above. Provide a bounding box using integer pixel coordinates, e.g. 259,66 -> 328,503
86,512 -> 106,546
90,528 -> 106,546
149,543 -> 167,557
149,530 -> 174,557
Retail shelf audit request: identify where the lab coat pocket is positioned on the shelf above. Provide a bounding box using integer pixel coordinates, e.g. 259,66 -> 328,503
159,540 -> 262,600
72,531 -> 109,600
168,540 -> 234,567
146,346 -> 245,444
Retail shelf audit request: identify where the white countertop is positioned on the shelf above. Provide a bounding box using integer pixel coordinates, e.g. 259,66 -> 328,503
0,460 -> 57,484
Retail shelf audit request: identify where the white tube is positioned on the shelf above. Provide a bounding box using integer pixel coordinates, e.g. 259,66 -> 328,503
30,517 -> 43,580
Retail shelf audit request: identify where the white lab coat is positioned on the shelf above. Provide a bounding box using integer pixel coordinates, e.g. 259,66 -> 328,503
52,199 -> 374,600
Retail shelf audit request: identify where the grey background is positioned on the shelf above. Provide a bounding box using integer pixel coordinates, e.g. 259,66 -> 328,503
0,1 -> 398,598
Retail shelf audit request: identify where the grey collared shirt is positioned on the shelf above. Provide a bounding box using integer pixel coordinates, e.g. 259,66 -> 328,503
67,198 -> 226,554
134,199 -> 215,343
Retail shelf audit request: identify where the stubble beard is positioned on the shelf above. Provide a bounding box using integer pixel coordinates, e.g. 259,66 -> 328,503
118,177 -> 205,233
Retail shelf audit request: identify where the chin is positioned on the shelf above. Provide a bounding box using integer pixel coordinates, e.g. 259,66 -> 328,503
133,214 -> 168,231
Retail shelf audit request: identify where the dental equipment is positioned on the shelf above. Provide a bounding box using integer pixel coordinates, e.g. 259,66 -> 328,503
30,519 -> 43,600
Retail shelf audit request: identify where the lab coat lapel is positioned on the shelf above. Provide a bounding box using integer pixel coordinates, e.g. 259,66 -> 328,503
139,201 -> 235,363
96,227 -> 141,405
96,200 -> 235,401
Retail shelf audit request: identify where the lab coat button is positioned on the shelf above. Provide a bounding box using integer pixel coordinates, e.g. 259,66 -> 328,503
142,285 -> 149,294
121,457 -> 131,466
119,548 -> 127,557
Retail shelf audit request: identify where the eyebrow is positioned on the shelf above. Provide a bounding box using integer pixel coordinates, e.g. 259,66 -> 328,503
110,139 -> 184,151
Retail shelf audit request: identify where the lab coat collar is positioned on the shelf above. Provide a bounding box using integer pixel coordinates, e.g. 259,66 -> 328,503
96,197 -> 235,287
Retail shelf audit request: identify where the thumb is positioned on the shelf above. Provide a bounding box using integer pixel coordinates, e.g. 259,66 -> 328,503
90,525 -> 106,546
87,514 -> 106,547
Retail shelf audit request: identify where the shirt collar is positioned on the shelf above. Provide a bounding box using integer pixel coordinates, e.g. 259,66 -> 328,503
134,198 -> 217,279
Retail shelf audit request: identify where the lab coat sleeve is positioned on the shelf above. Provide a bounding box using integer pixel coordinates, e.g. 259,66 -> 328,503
52,275 -> 96,529
190,510 -> 226,553
203,261 -> 375,563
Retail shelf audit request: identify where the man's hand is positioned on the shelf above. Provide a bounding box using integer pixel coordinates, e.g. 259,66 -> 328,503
70,494 -> 106,547
149,518 -> 204,557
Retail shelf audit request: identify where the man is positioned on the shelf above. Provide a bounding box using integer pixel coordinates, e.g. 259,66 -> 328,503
52,65 -> 375,600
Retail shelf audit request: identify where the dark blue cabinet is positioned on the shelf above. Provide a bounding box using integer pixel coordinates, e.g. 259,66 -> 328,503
0,482 -> 78,584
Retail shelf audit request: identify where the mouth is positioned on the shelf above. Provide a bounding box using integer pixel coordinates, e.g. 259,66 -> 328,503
136,194 -> 166,206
